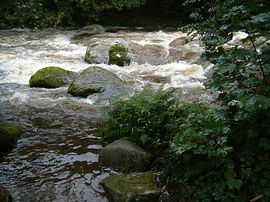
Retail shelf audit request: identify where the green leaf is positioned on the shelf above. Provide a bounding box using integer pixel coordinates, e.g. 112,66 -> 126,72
240,94 -> 270,111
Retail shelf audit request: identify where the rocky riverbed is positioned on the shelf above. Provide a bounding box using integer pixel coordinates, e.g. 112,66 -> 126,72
0,26 -> 213,201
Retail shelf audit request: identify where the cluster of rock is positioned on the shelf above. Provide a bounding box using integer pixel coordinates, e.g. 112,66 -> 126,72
25,27 -> 206,201
83,36 -> 204,67
98,138 -> 160,202
28,66 -> 162,201
29,66 -> 130,100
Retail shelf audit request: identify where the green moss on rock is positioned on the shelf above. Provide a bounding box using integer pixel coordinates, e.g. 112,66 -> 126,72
99,138 -> 151,173
100,172 -> 160,202
0,185 -> 12,202
0,123 -> 21,152
29,66 -> 76,88
108,44 -> 129,66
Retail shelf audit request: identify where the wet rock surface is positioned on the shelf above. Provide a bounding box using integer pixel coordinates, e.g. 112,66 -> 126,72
99,138 -> 151,173
29,66 -> 77,88
108,44 -> 129,66
68,66 -> 131,99
71,24 -> 105,40
100,172 -> 160,202
0,123 -> 21,153
0,185 -> 12,202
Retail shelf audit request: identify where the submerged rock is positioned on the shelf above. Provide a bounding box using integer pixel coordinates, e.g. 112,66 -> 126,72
169,36 -> 187,48
68,66 -> 129,98
139,44 -> 167,65
0,123 -> 21,152
100,172 -> 160,202
29,66 -> 76,88
72,24 -> 105,40
99,138 -> 151,172
0,185 -> 12,202
108,44 -> 129,66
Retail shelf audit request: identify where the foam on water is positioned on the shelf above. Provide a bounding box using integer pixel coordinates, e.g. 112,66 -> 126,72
0,29 -> 209,94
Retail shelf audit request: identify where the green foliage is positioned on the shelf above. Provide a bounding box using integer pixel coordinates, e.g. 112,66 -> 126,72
99,0 -> 270,201
165,0 -> 270,201
0,0 -> 147,28
101,86 -> 178,154
170,105 -> 231,158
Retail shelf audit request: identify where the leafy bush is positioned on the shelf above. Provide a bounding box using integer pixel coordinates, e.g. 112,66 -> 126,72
101,0 -> 270,201
166,0 -> 270,201
101,86 -> 179,155
0,0 -> 147,28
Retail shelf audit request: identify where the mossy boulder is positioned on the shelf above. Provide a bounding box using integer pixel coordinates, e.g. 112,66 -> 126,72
99,138 -> 151,173
100,172 -> 160,202
29,66 -> 76,88
68,66 -> 129,98
108,44 -> 129,66
0,123 -> 21,152
0,185 -> 12,202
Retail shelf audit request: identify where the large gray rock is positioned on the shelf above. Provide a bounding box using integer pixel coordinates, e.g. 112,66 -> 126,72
0,185 -> 12,202
99,139 -> 151,172
68,66 -> 129,98
0,123 -> 21,153
29,66 -> 76,88
138,44 -> 167,65
84,41 -> 142,65
84,43 -> 111,64
100,172 -> 160,202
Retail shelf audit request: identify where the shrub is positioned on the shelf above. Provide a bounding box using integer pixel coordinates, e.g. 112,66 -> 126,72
101,86 -> 179,156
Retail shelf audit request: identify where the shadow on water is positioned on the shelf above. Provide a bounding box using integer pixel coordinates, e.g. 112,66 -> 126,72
0,84 -> 110,202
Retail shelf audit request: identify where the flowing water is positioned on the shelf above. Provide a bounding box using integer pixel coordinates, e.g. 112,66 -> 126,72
0,27 -> 212,202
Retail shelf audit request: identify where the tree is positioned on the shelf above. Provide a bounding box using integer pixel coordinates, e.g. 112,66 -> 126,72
166,0 -> 270,201
0,0 -> 147,28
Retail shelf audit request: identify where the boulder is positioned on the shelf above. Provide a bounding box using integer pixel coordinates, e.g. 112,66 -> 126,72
0,185 -> 12,202
84,42 -> 111,64
99,138 -> 151,172
72,24 -> 105,40
169,36 -> 187,48
166,48 -> 185,62
108,44 -> 129,66
0,123 -> 21,152
68,66 -> 129,98
125,41 -> 143,63
84,41 -> 143,65
29,66 -> 76,88
139,44 -> 167,65
100,172 -> 160,202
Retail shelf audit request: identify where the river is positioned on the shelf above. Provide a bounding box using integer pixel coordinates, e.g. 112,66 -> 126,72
0,27 -> 211,202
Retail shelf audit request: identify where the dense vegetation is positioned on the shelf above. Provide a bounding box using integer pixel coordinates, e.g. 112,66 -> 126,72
0,0 -> 148,28
101,0 -> 270,201
0,0 -> 184,29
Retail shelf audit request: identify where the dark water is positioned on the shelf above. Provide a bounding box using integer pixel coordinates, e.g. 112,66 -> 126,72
0,84 -> 110,202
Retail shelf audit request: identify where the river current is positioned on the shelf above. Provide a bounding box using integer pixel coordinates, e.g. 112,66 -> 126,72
0,27 -> 213,201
